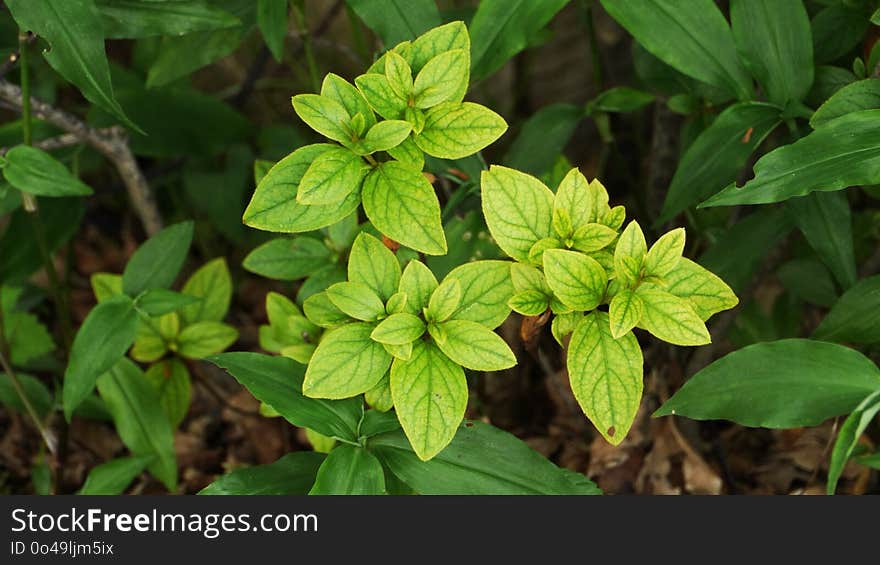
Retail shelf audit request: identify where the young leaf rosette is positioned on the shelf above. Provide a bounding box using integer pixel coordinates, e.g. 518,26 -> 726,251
300,232 -> 515,461
481,165 -> 738,445
242,22 -> 507,257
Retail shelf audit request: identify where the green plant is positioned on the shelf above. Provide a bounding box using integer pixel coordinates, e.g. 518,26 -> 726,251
222,20 -> 737,476
596,0 -> 880,493
481,165 -> 737,442
3,0 -> 879,497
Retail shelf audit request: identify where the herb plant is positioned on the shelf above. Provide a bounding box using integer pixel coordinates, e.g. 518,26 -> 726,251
2,0 -> 880,496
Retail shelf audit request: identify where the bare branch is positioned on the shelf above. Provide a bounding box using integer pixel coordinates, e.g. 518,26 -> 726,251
0,79 -> 163,235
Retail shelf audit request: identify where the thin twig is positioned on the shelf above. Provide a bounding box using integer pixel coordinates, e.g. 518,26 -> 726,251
0,132 -> 89,155
0,79 -> 163,235
0,326 -> 58,455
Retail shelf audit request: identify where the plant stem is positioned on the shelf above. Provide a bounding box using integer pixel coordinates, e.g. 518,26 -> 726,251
0,309 -> 58,456
16,32 -> 73,350
582,0 -> 603,92
292,1 -> 320,93
18,32 -> 37,213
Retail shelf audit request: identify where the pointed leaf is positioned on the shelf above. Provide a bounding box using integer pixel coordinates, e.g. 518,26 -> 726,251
655,339 -> 880,427
362,162 -> 446,255
702,110 -> 880,207
399,260 -> 438,315
370,421 -> 601,494
469,0 -> 569,81
1,146 -> 92,197
609,289 -> 644,339
291,94 -> 352,144
244,144 -> 362,233
390,340 -> 467,461
481,165 -> 554,262
415,102 -> 507,159
429,319 -> 516,372
443,260 -> 514,328
296,147 -> 369,205
180,257 -> 233,324
542,249 -> 606,311
730,0 -> 813,105
813,275 -> 880,344
348,232 -> 401,302
63,296 -> 138,420
663,258 -> 738,321
371,313 -> 425,345
209,352 -> 363,440
304,323 -> 392,398
644,228 -> 685,278
568,312 -> 643,445
658,102 -> 781,222
6,0 -> 138,129
326,282 -> 385,321
636,286 -> 710,346
122,221 -> 194,296
199,452 -> 325,495
78,455 -> 153,495
309,445 -> 386,495
600,0 -> 752,100
97,358 -> 177,490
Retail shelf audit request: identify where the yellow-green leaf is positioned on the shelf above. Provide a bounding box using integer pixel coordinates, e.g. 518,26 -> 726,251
644,228 -> 685,278
608,288 -> 644,339
567,312 -> 643,445
428,319 -> 516,372
390,340 -> 467,460
636,285 -> 710,346
303,322 -> 392,398
542,249 -> 606,311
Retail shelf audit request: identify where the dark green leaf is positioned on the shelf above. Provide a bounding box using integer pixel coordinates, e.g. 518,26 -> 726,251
787,190 -> 856,289
589,87 -> 655,113
806,66 -> 857,108
96,0 -> 240,38
97,358 -> 178,490
78,456 -> 153,495
601,0 -> 753,100
63,296 -> 138,420
776,259 -> 838,308
1,146 -> 92,197
122,221 -> 194,296
147,27 -> 245,88
469,0 -> 569,81
370,422 -> 601,494
90,67 -> 252,158
200,452 -> 325,494
813,275 -> 880,344
309,445 -> 386,494
243,237 -> 332,280
6,0 -> 138,129
655,339 -> 880,427
208,352 -> 363,441
658,102 -> 781,222
810,78 -> 880,128
730,0 -> 813,105
811,4 -> 869,64
257,0 -> 287,60
827,390 -> 880,494
702,110 -> 880,207
345,0 -> 441,47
